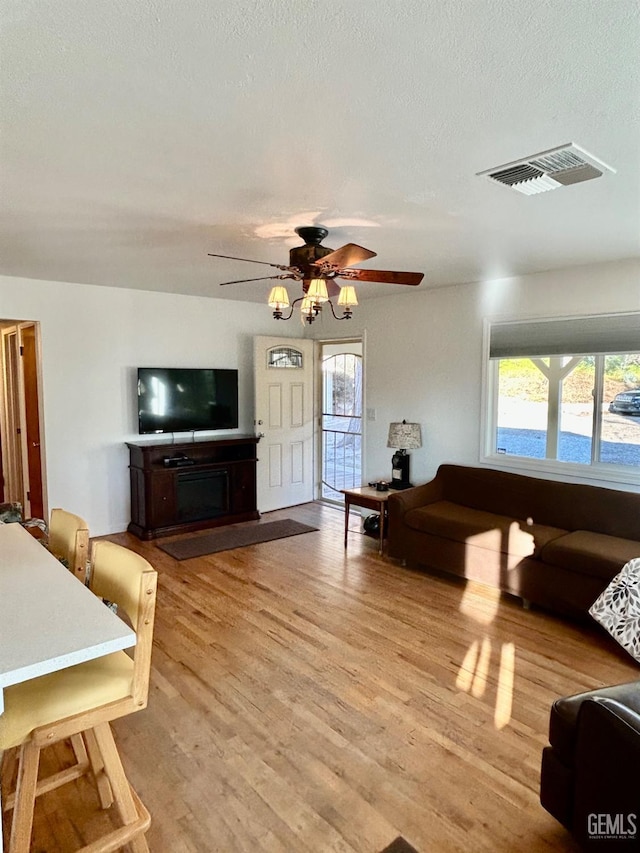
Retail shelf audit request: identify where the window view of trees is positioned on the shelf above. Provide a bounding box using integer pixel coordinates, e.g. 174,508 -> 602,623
494,354 -> 640,468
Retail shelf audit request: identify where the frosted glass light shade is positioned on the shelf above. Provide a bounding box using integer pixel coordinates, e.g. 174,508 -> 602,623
307,279 -> 329,303
268,286 -> 290,309
338,285 -> 358,308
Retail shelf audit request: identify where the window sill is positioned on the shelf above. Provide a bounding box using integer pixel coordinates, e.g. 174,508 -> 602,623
479,454 -> 640,491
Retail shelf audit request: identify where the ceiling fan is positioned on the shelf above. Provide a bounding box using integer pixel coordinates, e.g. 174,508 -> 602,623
208,226 -> 424,323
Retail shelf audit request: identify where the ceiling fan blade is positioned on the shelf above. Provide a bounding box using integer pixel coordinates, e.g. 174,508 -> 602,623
208,252 -> 292,272
339,268 -> 424,286
326,279 -> 341,299
313,243 -> 377,270
219,275 -> 295,286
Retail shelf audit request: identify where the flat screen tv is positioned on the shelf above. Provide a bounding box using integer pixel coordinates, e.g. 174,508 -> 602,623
137,367 -> 239,434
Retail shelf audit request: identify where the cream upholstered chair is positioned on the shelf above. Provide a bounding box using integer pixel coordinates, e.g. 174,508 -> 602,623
47,507 -> 90,582
0,541 -> 157,853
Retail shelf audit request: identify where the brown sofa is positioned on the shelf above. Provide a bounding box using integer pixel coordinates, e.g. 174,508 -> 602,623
387,464 -> 640,619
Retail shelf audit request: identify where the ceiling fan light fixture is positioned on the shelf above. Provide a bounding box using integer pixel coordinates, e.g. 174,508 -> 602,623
268,285 -> 291,320
338,285 -> 358,308
300,294 -> 320,324
267,285 -> 290,308
211,224 -> 423,323
307,278 -> 329,303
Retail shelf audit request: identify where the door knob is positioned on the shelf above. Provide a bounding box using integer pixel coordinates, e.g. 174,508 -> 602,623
32,442 -> 40,448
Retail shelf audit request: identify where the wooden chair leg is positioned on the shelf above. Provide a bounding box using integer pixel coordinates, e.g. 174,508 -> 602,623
9,741 -> 40,853
84,729 -> 113,809
70,733 -> 89,765
1,748 -> 19,808
92,723 -> 149,853
127,788 -> 151,853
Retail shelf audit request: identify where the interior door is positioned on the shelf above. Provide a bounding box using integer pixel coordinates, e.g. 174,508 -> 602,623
1,328 -> 25,506
0,322 -> 46,520
254,336 -> 314,513
20,324 -> 44,519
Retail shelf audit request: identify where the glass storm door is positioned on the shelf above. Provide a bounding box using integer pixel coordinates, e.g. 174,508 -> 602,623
320,342 -> 363,501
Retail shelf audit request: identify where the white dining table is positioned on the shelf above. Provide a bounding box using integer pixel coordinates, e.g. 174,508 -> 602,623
0,522 -> 137,847
0,522 -> 136,715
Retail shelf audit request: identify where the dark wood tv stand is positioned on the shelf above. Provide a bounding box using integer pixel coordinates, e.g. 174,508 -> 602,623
126,435 -> 260,540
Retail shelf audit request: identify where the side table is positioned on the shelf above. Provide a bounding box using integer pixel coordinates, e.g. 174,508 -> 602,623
341,486 -> 390,555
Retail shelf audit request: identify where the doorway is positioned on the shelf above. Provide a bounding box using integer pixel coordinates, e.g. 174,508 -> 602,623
319,339 -> 363,502
0,320 -> 47,519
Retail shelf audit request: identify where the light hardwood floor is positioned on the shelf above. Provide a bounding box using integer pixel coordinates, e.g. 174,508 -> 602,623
12,502 -> 638,852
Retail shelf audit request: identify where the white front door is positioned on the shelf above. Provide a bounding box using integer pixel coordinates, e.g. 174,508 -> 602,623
254,336 -> 315,513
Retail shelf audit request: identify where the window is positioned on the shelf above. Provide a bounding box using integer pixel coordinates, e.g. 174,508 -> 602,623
484,313 -> 640,482
267,346 -> 303,369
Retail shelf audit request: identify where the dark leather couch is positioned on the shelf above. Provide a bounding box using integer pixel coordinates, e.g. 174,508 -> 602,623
541,683 -> 640,849
387,464 -> 640,619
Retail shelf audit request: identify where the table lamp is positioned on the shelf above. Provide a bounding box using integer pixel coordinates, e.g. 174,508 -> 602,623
387,420 -> 422,490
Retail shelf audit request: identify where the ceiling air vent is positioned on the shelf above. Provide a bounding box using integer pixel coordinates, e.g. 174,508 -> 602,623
478,144 -> 615,195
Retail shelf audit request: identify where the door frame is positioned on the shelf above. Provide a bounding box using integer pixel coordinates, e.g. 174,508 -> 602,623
314,334 -> 366,502
253,336 -> 315,513
0,320 -> 47,519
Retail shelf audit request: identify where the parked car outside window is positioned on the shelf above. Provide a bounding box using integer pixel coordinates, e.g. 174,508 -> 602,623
609,389 -> 640,416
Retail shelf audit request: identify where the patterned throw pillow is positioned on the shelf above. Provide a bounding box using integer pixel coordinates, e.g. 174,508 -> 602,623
589,558 -> 640,663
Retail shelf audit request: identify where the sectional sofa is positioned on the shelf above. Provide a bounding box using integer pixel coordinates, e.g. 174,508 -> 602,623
387,464 -> 640,619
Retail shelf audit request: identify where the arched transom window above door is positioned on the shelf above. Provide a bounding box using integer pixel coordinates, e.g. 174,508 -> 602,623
267,346 -> 304,369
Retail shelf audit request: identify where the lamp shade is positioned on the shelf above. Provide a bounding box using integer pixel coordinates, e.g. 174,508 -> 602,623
300,295 -> 316,316
338,285 -> 358,308
268,286 -> 290,309
387,420 -> 422,450
307,278 -> 329,303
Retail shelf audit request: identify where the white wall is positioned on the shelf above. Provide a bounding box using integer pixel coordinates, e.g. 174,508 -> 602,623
2,259 -> 638,536
0,276 -> 302,535
313,258 -> 640,491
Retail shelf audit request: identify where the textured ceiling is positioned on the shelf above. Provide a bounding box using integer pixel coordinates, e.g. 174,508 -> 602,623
1,0 -> 639,304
